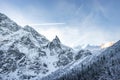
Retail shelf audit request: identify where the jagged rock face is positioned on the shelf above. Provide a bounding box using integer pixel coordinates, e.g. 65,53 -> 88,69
47,36 -> 76,67
0,13 -> 21,36
0,49 -> 26,74
56,52 -> 73,66
24,25 -> 49,45
74,50 -> 92,60
48,36 -> 61,51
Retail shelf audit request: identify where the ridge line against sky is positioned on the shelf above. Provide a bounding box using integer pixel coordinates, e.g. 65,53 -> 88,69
0,0 -> 120,47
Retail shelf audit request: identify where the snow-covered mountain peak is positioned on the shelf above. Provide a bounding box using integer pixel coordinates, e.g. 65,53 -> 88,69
0,13 -> 8,21
0,13 -> 21,35
24,25 -> 42,36
24,25 -> 40,34
24,25 -> 49,45
55,36 -> 60,41
48,36 -> 61,50
24,25 -> 34,31
52,35 -> 61,44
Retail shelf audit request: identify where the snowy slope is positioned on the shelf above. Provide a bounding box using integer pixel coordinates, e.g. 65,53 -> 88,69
42,40 -> 120,80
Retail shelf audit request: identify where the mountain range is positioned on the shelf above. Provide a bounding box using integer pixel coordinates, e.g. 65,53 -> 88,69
0,13 -> 120,80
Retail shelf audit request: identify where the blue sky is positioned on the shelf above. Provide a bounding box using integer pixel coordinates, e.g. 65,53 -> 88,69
0,0 -> 120,47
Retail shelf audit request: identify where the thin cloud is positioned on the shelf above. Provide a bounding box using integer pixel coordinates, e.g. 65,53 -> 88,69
29,23 -> 66,26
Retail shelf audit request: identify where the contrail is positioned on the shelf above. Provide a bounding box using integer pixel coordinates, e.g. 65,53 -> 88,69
29,23 -> 66,26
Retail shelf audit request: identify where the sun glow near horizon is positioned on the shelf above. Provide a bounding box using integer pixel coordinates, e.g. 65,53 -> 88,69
101,41 -> 115,49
